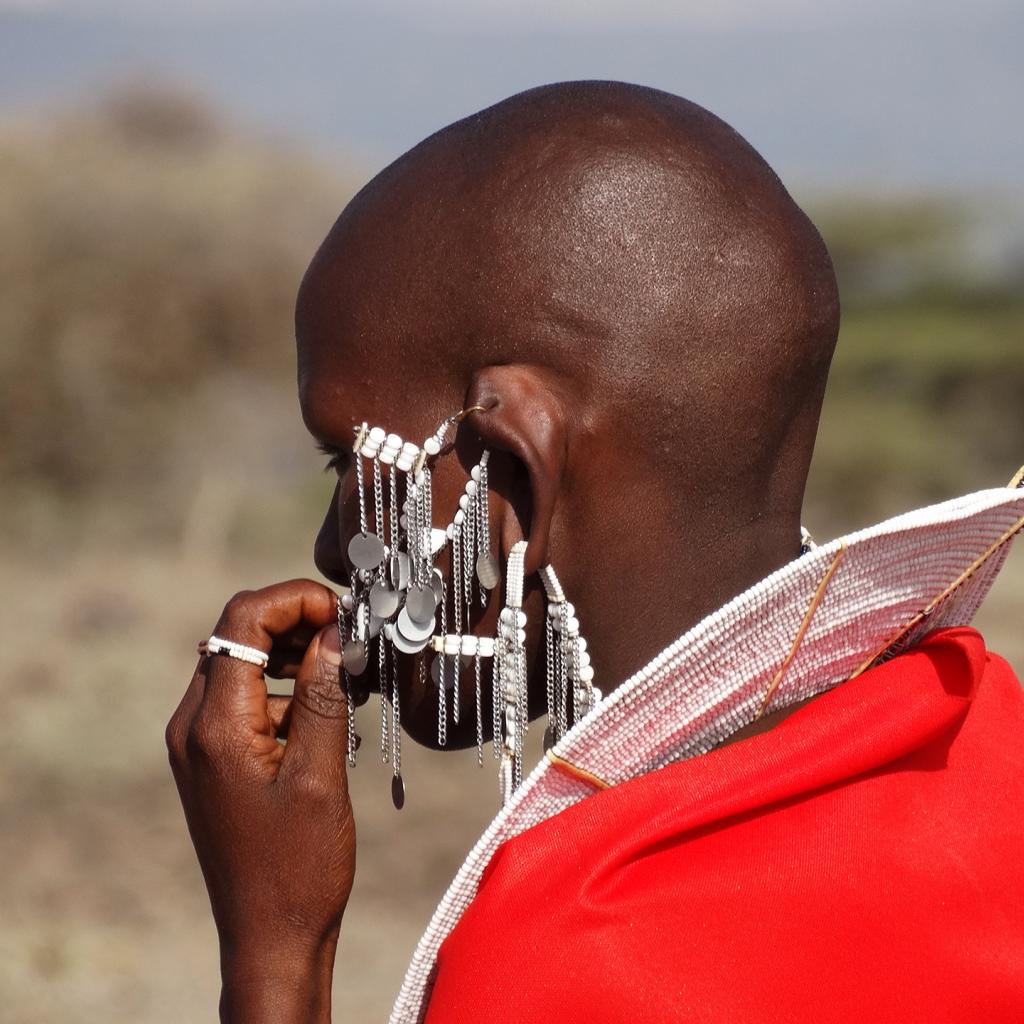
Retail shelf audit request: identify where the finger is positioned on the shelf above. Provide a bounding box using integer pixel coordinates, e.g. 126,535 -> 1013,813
280,624 -> 348,782
268,694 -> 293,736
165,656 -> 209,773
266,622 -> 322,679
268,695 -> 362,750
202,580 -> 337,718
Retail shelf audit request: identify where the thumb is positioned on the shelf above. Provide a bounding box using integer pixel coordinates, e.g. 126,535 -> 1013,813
280,624 -> 349,781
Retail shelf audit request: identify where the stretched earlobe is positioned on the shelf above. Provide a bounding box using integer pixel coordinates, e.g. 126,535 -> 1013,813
462,365 -> 569,576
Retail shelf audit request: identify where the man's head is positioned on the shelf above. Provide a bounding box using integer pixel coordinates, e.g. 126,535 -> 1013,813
297,81 -> 839,748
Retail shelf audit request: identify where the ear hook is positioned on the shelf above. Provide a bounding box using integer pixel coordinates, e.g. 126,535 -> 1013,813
456,403 -> 491,423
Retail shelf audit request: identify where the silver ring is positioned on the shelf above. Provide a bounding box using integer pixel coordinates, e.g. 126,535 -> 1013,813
198,634 -> 269,668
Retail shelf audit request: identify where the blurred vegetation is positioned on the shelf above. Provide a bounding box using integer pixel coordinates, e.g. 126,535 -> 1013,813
1,87 -> 1022,554
806,196 -> 1024,529
0,86 -> 355,556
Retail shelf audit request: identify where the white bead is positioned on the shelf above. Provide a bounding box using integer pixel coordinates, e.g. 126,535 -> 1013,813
430,528 -> 447,553
576,637 -> 588,653
516,627 -> 526,645
359,443 -> 376,459
478,637 -> 494,657
400,514 -> 408,529
379,448 -> 396,465
566,616 -> 580,634
458,495 -> 470,511
396,455 -> 413,472
443,636 -> 460,655
499,608 -> 515,624
462,635 -> 478,656
579,664 -> 595,683
515,610 -> 526,627
547,604 -> 561,620
446,524 -> 454,540
386,433 -> 402,450
577,650 -> 591,669
341,593 -> 354,611
401,441 -> 419,456
470,466 -> 481,482
424,437 -> 441,456
368,426 -> 386,444
466,480 -> 478,496
454,510 -> 465,526
383,624 -> 394,641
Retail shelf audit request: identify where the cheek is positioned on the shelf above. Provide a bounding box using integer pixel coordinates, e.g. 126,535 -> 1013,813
313,483 -> 346,580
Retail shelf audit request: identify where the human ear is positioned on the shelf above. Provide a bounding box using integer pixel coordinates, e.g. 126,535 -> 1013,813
462,365 -> 568,576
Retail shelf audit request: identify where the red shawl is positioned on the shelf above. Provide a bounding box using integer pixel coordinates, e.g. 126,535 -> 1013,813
426,627 -> 1024,1022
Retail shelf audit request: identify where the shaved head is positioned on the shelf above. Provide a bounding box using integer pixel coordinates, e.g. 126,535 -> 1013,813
300,80 -> 837,492
297,81 -> 840,744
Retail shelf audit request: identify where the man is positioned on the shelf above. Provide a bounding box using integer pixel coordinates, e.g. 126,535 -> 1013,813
167,82 -> 1024,1022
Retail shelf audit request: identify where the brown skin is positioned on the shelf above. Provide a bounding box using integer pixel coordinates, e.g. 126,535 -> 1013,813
168,81 -> 840,1021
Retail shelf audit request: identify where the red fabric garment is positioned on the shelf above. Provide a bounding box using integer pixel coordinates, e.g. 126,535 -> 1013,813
425,628 -> 1024,1023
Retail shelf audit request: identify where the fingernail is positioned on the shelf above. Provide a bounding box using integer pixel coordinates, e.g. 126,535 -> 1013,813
319,625 -> 343,666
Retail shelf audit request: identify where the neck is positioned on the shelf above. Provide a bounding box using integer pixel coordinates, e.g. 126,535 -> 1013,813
553,506 -> 803,697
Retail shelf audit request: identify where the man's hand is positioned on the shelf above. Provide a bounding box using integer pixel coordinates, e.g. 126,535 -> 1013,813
166,580 -> 353,1023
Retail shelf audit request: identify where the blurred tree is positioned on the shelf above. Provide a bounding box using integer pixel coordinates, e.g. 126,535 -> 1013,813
0,86 -> 355,547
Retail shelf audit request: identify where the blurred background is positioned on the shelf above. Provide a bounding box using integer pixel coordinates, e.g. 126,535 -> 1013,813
1,2 -> 1022,1020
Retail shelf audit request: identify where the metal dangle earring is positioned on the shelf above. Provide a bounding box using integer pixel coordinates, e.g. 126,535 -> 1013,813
429,450 -> 499,766
345,423 -> 438,809
342,409 -> 497,810
539,564 -> 599,749
495,540 -> 528,805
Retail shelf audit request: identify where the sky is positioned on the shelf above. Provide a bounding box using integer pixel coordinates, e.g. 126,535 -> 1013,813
0,1 -> 1021,190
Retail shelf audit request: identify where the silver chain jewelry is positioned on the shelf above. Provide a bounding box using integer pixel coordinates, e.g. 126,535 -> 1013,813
379,632 -> 389,763
355,448 -> 368,535
474,651 -> 484,767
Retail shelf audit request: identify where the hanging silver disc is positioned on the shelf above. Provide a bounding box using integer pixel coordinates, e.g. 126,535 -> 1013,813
389,552 -> 411,591
397,606 -> 435,642
476,551 -> 500,590
343,639 -> 368,676
369,579 -> 400,618
348,532 -> 386,571
429,568 -> 445,602
405,583 -> 438,624
391,772 -> 405,810
367,611 -> 385,640
430,654 -> 460,690
391,627 -> 430,655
